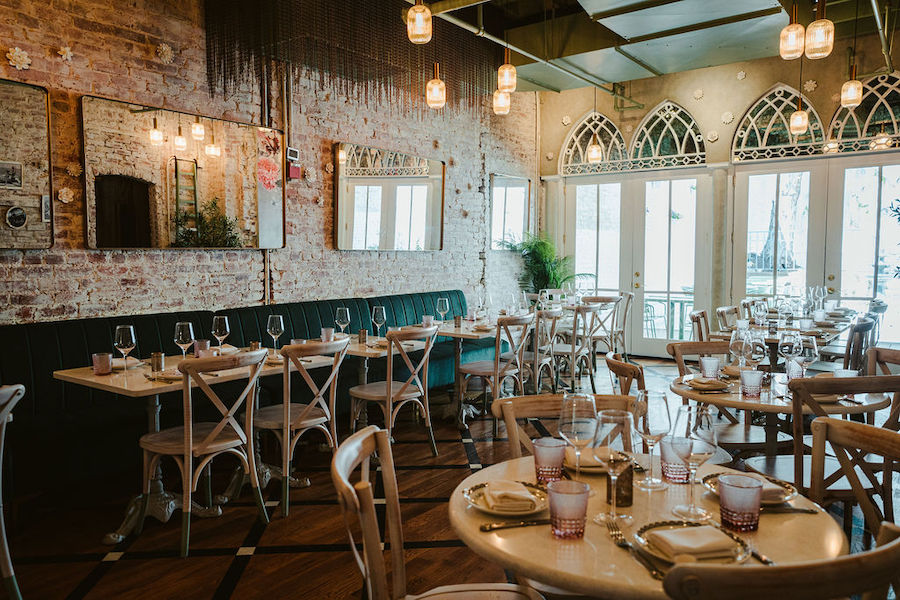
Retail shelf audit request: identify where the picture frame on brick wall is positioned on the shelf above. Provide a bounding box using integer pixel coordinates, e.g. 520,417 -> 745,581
41,194 -> 51,222
0,161 -> 23,189
5,206 -> 26,229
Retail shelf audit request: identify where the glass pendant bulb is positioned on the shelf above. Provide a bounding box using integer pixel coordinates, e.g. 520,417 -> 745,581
407,0 -> 432,44
204,132 -> 220,157
426,62 -> 446,110
790,107 -> 809,136
492,89 -> 510,115
841,64 -> 863,109
870,126 -> 893,150
780,4 -> 805,60
586,134 -> 603,164
149,116 -> 164,146
174,125 -> 187,152
498,47 -> 516,93
805,1 -> 834,59
191,118 -> 205,141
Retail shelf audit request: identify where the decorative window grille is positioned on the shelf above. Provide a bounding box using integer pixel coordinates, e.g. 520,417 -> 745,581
343,145 -> 430,177
629,101 -> 706,170
560,111 -> 628,175
827,72 -> 900,152
732,85 -> 824,162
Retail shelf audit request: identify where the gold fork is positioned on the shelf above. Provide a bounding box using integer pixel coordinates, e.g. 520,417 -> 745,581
605,519 -> 664,580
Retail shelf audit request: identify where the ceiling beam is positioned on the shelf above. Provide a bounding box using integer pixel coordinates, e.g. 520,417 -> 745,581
429,0 -> 492,15
590,0 -> 682,21
624,6 -> 784,44
614,46 -> 662,76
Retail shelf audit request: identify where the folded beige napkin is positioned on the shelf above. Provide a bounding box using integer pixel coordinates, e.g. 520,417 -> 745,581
757,478 -> 788,503
721,364 -> 741,378
218,344 -> 240,355
112,357 -> 142,369
564,446 -> 604,469
687,377 -> 728,391
647,526 -> 735,560
153,369 -> 182,382
483,480 -> 536,512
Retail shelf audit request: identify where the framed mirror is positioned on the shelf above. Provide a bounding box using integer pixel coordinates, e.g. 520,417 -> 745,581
334,142 -> 444,251
490,174 -> 531,249
0,79 -> 52,249
81,96 -> 285,249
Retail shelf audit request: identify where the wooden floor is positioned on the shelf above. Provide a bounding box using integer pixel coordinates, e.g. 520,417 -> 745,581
2,358 -> 886,599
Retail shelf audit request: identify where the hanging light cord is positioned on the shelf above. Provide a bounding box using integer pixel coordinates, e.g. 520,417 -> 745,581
852,0 -> 860,63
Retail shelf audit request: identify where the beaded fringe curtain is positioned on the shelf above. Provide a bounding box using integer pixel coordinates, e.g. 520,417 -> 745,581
205,0 -> 502,118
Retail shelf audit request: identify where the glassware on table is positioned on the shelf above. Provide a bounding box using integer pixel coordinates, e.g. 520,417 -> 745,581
371,306 -> 386,338
740,369 -> 764,398
741,330 -> 767,370
436,297 -> 450,322
778,330 -> 803,380
794,335 -> 819,378
699,356 -> 720,378
670,405 -> 718,521
753,302 -> 768,326
558,393 -> 597,478
113,325 -> 136,371
592,409 -> 635,525
211,315 -> 230,348
320,327 -> 335,342
532,437 -> 567,485
335,307 -> 351,335
174,321 -> 195,359
92,352 -> 113,376
548,480 -> 590,539
718,474 -> 762,532
538,289 -> 550,310
633,390 -> 671,491
267,314 -> 284,353
729,329 -> 746,369
659,436 -> 690,483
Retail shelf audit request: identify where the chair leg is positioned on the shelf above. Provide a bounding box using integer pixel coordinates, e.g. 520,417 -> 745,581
247,448 -> 270,527
282,432 -> 291,518
202,462 -> 213,508
180,511 -> 191,558
135,450 -> 152,535
588,357 -> 597,394
421,395 -> 438,457
0,493 -> 20,600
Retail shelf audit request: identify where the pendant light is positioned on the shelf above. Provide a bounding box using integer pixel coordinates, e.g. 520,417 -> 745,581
191,116 -> 205,141
426,62 -> 446,109
149,116 -> 164,146
407,0 -> 432,44
841,0 -> 863,108
805,0 -> 834,59
492,89 -> 510,115
780,3 -> 805,60
204,131 -> 220,157
174,123 -> 187,152
586,87 -> 602,164
338,145 -> 347,164
790,59 -> 809,136
498,47 -> 516,93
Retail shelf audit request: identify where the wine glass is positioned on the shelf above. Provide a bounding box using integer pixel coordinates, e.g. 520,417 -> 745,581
174,322 -> 195,359
211,315 -> 230,348
753,301 -> 768,326
778,330 -> 802,379
113,325 -> 136,371
670,405 -> 718,520
558,393 -> 597,478
794,335 -> 819,378
372,306 -> 386,338
741,330 -> 767,370
538,289 -> 550,310
267,314 -> 284,353
729,329 -> 746,369
634,391 -> 672,491
437,297 -> 450,322
592,410 -> 635,525
335,307 -> 350,335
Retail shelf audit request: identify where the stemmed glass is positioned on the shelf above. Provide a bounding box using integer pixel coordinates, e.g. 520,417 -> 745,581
817,286 -> 827,311
729,329 -> 746,368
113,325 -> 136,371
794,335 -> 819,378
592,410 -> 635,525
211,316 -> 230,348
778,330 -> 802,379
372,306 -> 386,338
436,297 -> 450,323
267,315 -> 284,354
174,322 -> 195,359
753,302 -> 768,326
634,391 -> 672,491
335,307 -> 350,335
670,405 -> 718,520
741,330 -> 767,370
558,393 -> 597,478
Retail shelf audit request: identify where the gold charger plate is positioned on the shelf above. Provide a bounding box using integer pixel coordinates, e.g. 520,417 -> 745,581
633,520 -> 750,564
461,481 -> 548,517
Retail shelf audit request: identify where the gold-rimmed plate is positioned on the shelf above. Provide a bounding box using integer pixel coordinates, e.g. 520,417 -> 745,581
702,472 -> 798,506
633,520 -> 750,564
461,481 -> 548,517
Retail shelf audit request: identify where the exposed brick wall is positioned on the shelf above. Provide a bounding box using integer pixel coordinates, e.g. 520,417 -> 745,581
0,0 -> 533,325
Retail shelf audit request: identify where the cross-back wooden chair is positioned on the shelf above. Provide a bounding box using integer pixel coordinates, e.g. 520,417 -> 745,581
612,291 -> 633,359
136,349 -> 270,557
604,351 -> 645,395
868,347 -> 900,431
0,385 -> 23,600
663,521 -> 900,600
809,317 -> 876,374
689,309 -> 710,341
552,304 -> 605,393
581,295 -> 620,363
505,308 -> 561,394
459,314 -> 533,435
350,325 -> 440,455
811,417 -> 900,538
739,298 -> 754,320
255,337 -> 349,516
715,306 -> 739,331
331,425 -> 543,600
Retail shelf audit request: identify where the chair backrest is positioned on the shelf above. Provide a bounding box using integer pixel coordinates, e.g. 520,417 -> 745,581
811,417 -> 900,536
715,306 -> 739,331
739,299 -> 754,320
689,309 -> 710,341
0,385 -> 24,427
582,296 -> 621,339
663,521 -> 900,600
280,338 -> 350,430
534,308 -> 562,377
841,317 -> 876,372
493,314 -> 534,380
616,291 -> 633,333
385,326 -> 439,401
605,351 -> 645,394
178,349 -> 269,457
666,341 -> 731,377
867,347 -> 900,431
490,393 -> 638,458
562,303 -> 604,360
331,425 -> 406,600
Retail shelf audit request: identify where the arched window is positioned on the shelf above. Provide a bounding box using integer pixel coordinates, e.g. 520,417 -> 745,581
342,144 -> 430,177
827,72 -> 900,151
560,111 -> 627,175
629,100 -> 705,169
732,85 -> 824,162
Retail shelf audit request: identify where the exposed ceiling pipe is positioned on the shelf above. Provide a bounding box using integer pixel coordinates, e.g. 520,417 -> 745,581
402,0 -> 643,108
870,0 -> 895,72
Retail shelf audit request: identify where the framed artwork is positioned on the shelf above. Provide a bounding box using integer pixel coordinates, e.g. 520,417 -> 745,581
5,206 -> 26,229
0,161 -> 23,189
41,194 -> 50,222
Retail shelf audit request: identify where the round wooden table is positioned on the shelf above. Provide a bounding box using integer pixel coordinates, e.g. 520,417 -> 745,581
669,375 -> 891,456
449,457 -> 847,599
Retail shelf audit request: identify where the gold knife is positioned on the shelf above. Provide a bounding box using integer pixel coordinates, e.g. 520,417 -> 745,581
480,519 -> 551,532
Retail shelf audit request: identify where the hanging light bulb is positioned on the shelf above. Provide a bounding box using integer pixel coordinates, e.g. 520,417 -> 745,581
191,117 -> 205,141
149,116 -> 164,146
492,89 -> 510,115
841,65 -> 863,108
426,62 -> 446,109
407,0 -> 432,44
204,131 -> 220,157
498,47 -> 516,93
790,97 -> 809,136
780,3 -> 805,60
174,125 -> 187,152
338,145 -> 347,164
805,1 -> 834,59
823,138 -> 840,153
586,134 -> 603,164
870,125 -> 893,150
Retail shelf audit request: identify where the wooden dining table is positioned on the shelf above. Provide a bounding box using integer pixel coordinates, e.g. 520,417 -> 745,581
436,320 -> 497,428
450,456 -> 847,599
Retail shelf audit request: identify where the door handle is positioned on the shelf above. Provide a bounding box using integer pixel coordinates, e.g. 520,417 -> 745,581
634,271 -> 641,277
827,287 -> 835,294
634,283 -> 640,289
827,274 -> 835,281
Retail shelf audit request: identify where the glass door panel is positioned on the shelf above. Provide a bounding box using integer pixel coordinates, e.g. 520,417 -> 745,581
574,183 -> 621,292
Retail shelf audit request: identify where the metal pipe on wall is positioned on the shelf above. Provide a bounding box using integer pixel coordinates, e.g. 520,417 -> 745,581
870,0 -> 895,73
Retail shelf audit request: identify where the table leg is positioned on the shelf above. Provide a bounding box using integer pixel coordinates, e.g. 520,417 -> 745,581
764,413 -> 779,457
358,357 -> 369,429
